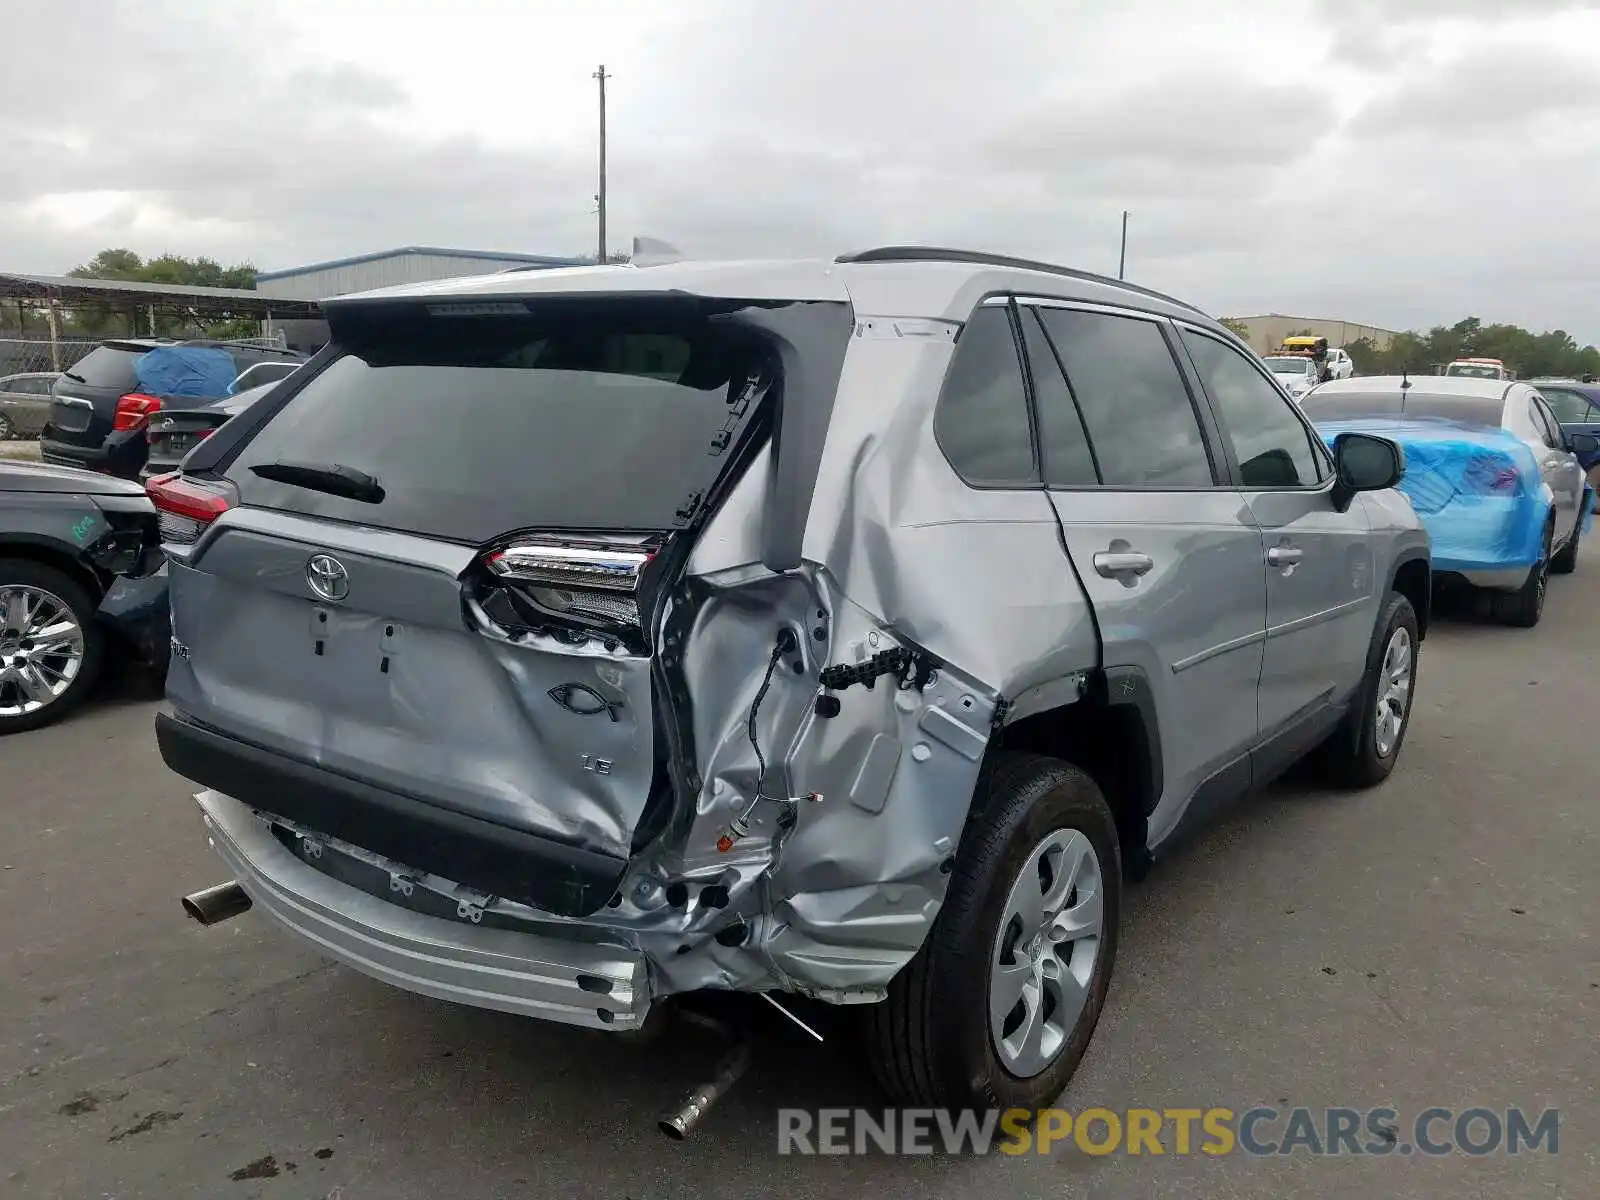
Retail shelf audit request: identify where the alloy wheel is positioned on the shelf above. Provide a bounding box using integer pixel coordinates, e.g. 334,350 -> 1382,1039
0,584 -> 86,717
989,828 -> 1104,1077
1374,625 -> 1412,758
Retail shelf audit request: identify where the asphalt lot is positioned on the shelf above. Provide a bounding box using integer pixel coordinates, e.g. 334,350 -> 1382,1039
2,567 -> 1596,1200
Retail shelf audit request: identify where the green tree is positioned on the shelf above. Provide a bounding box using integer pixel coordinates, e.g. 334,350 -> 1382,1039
65,248 -> 259,339
1338,319 -> 1599,379
1218,317 -> 1251,340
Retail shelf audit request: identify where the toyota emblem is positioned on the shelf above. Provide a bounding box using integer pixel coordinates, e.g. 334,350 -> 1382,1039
306,554 -> 350,602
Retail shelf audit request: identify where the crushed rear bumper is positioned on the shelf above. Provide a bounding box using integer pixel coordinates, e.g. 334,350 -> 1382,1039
195,789 -> 651,1031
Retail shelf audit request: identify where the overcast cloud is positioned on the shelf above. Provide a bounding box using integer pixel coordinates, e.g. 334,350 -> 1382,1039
6,0 -> 1600,338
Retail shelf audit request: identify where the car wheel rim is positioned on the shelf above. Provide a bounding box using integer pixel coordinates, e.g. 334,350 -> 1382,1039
0,584 -> 85,718
1374,625 -> 1412,758
0,415 -> 11,439
989,827 -> 1104,1078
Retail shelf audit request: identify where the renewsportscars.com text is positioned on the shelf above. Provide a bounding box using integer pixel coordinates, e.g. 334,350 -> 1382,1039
777,1106 -> 1561,1157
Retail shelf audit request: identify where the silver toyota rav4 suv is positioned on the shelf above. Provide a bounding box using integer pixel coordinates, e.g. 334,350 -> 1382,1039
154,247 -> 1429,1121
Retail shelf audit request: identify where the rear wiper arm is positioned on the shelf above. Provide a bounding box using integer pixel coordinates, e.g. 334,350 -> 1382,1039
250,459 -> 385,503
61,371 -> 87,383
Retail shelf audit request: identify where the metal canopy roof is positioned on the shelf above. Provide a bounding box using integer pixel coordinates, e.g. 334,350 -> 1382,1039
0,272 -> 322,318
254,246 -> 588,281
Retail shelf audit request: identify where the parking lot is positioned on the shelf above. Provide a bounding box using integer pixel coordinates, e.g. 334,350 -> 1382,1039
1,567 -> 1594,1200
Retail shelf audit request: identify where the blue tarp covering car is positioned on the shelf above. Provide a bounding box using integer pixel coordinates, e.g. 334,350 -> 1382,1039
133,345 -> 237,399
1316,417 -> 1552,574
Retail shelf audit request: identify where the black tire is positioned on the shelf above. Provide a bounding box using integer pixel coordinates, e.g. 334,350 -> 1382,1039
1551,513 -> 1581,575
1488,524 -> 1552,627
0,413 -> 14,440
0,558 -> 105,735
864,752 -> 1122,1111
1314,591 -> 1420,788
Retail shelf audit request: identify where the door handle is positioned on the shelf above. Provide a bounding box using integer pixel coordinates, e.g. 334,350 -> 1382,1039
1093,550 -> 1153,578
1266,546 -> 1303,567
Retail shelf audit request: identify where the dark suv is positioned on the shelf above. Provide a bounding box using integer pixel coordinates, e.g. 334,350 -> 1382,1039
40,338 -> 306,479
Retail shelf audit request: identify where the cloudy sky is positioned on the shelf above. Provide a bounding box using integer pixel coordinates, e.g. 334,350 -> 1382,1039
7,0 -> 1600,339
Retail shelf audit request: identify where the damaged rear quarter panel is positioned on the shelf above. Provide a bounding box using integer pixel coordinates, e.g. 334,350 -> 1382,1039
657,307 -> 1099,1000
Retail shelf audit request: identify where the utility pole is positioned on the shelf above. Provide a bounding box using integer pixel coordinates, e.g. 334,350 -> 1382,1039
1118,210 -> 1129,280
594,64 -> 610,263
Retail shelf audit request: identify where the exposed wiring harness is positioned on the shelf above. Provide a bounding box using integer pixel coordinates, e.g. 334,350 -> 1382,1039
718,628 -> 805,853
747,628 -> 797,802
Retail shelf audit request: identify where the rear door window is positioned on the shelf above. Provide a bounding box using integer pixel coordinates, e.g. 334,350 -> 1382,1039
1539,387 -> 1596,423
1528,398 -> 1561,448
1034,307 -> 1214,487
1018,307 -> 1098,486
225,303 -> 771,544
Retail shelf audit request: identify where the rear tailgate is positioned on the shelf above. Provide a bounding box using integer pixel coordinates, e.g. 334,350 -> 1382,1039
144,408 -> 234,480
160,297 -> 774,914
46,344 -> 149,452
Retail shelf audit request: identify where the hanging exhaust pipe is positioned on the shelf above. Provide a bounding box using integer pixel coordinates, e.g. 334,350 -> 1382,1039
182,881 -> 252,926
657,1010 -> 752,1141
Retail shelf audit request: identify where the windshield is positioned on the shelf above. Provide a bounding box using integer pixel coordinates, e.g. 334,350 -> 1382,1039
1445,363 -> 1502,379
1263,357 -> 1312,375
1300,389 -> 1506,427
224,302 -> 772,544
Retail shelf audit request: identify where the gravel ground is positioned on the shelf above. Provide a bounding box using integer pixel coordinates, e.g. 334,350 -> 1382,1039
0,440 -> 42,460
0,567 -> 1595,1199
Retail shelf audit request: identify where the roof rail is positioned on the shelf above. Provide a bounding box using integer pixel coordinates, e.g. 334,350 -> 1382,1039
834,246 -> 1207,317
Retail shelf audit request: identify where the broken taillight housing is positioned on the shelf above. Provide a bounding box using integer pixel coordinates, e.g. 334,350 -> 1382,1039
1461,453 -> 1523,496
145,471 -> 235,546
479,537 -> 659,639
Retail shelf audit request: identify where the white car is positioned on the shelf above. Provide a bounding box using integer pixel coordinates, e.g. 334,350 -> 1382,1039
1262,354 -> 1321,398
1326,347 -> 1355,379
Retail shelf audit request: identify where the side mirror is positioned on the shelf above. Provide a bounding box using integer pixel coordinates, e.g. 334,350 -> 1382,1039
1332,432 -> 1404,512
1567,431 -> 1598,455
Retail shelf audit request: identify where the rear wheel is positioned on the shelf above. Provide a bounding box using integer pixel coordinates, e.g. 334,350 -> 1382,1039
1489,525 -> 1552,627
864,752 -> 1121,1111
0,560 -> 104,735
1551,512 -> 1582,575
0,413 -> 14,440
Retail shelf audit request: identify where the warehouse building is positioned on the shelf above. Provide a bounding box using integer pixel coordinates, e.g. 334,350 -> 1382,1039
1227,314 -> 1399,356
255,246 -> 590,350
254,246 -> 588,301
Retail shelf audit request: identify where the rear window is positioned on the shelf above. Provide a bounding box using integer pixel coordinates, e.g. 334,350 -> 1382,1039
1300,390 -> 1506,427
60,346 -> 144,390
226,303 -> 770,543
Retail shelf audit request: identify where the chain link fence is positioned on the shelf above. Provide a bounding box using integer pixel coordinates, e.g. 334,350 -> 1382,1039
1,331 -> 289,379
0,337 -> 100,377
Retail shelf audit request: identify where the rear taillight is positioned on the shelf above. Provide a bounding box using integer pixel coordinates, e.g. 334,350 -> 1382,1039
145,471 -> 233,545
113,392 -> 163,431
477,537 -> 658,640
1462,454 -> 1523,495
